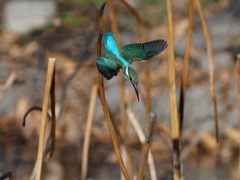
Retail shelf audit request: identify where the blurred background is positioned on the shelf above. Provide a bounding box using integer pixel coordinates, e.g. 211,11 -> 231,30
0,0 -> 239,179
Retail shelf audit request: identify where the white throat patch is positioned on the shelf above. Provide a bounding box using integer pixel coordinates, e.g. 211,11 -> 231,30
126,66 -> 129,76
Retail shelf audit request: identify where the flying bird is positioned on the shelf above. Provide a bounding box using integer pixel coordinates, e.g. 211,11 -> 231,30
96,32 -> 167,101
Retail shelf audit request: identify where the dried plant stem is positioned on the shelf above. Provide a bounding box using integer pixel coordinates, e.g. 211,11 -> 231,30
81,84 -> 98,180
127,108 -> 157,180
120,0 -> 151,124
108,0 -> 126,140
195,0 -> 219,142
46,64 -> 56,159
236,55 -> 240,180
137,113 -> 157,180
109,0 -> 120,45
108,2 -> 129,179
0,171 -> 14,180
165,0 -> 181,179
97,1 -> 130,179
119,0 -> 146,43
179,0 -> 194,133
35,58 -> 56,180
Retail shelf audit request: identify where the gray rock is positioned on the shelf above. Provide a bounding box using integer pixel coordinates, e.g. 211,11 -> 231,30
199,52 -> 234,74
175,5 -> 240,59
4,1 -> 57,34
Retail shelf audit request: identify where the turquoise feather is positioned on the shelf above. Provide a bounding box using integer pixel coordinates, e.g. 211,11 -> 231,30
96,32 -> 168,101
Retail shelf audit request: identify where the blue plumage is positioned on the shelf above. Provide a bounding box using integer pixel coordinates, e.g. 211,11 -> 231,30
97,32 -> 168,101
104,32 -> 121,58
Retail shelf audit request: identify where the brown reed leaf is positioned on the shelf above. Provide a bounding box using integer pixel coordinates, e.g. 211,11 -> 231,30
166,0 -> 181,179
137,113 -> 157,180
35,58 -> 56,180
179,0 -> 194,133
81,84 -> 98,180
195,0 -> 219,142
97,1 -> 130,179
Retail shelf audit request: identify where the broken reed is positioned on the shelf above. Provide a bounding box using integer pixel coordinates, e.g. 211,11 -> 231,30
35,58 -> 56,180
165,0 -> 181,179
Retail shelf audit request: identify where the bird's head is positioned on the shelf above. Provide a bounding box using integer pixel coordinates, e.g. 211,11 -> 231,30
123,66 -> 139,101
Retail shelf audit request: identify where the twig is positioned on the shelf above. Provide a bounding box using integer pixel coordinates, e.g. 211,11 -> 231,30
108,1 -> 129,179
81,84 -> 98,180
165,0 -> 181,179
120,0 -> 151,125
137,113 -> 157,180
35,58 -> 56,180
22,106 -> 42,127
236,54 -> 240,180
179,0 -> 194,133
127,108 -> 157,180
22,106 -> 53,180
46,63 -> 56,159
0,171 -> 14,180
195,0 -> 219,142
97,1 -> 130,180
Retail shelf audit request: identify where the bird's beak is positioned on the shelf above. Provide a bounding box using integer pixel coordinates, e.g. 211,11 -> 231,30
131,82 -> 139,101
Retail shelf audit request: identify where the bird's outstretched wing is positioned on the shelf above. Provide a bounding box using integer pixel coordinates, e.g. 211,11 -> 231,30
96,57 -> 120,80
120,39 -> 167,64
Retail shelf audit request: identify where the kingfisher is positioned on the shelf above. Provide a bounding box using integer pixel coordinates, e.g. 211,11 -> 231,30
96,32 -> 167,101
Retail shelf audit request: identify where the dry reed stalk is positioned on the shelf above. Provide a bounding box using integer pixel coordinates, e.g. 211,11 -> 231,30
165,0 -> 181,179
179,0 -> 194,133
236,54 -> 240,180
127,108 -> 157,180
46,63 -> 56,159
108,0 -> 126,136
108,2 -> 129,179
120,0 -> 151,124
137,113 -> 157,180
22,106 -> 52,180
81,84 -> 98,180
195,0 -> 219,142
0,171 -> 14,180
35,58 -> 56,180
97,1 -> 130,179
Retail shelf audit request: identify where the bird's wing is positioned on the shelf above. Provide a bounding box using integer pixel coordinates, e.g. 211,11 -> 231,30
120,39 -> 167,64
104,32 -> 121,58
96,57 -> 120,80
